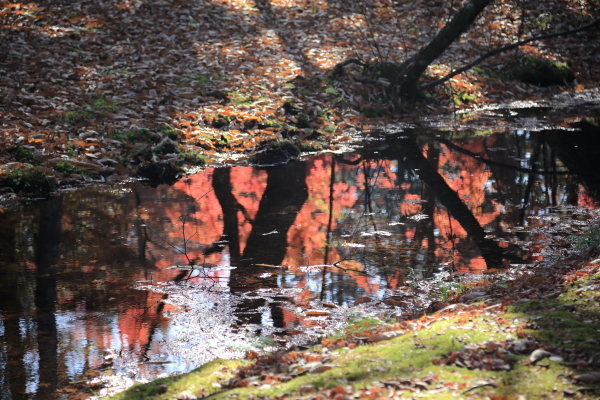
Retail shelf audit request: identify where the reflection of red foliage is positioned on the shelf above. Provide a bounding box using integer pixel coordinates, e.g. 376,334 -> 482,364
284,156 -> 357,269
230,167 -> 267,253
432,142 -> 502,273
578,185 -> 597,208
401,193 -> 422,215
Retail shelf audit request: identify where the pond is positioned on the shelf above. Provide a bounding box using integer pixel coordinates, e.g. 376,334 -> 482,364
1,115 -> 599,399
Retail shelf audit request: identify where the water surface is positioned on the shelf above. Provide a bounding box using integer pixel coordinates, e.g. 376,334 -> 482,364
1,122 -> 599,399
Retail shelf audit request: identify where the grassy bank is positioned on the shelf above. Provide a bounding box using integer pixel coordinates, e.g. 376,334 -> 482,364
107,253 -> 600,400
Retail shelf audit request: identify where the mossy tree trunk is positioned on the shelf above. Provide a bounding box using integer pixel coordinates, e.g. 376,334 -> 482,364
391,0 -> 493,102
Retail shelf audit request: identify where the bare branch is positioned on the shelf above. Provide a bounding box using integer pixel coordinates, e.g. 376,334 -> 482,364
420,19 -> 600,90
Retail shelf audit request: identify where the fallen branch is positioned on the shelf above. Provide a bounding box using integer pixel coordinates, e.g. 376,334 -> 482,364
462,382 -> 497,394
420,19 -> 600,90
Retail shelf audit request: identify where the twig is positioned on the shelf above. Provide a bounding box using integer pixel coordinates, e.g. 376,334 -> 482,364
136,189 -> 216,281
297,259 -> 371,276
304,257 -> 372,276
461,382 -> 497,394
420,19 -> 600,90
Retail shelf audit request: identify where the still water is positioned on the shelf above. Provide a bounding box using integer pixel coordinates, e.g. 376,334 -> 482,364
1,125 -> 599,399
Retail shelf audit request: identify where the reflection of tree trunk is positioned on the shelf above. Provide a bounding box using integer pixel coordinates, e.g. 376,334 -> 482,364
1,305 -> 27,399
424,144 -> 439,266
0,213 -> 27,399
519,139 -> 542,223
545,121 -> 600,202
230,162 -> 308,329
35,196 -> 62,398
239,162 -> 308,269
322,158 -> 336,301
390,134 -> 510,267
211,168 -> 241,261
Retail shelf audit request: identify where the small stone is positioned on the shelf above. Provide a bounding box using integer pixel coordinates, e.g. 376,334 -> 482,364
369,331 -> 404,343
177,390 -> 198,400
460,291 -> 487,303
298,385 -> 315,394
156,384 -> 168,394
573,371 -> 600,383
529,349 -> 551,363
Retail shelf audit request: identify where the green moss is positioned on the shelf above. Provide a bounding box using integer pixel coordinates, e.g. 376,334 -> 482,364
509,56 -> 574,86
158,124 -> 179,140
296,141 -> 323,152
452,91 -> 478,105
4,167 -> 54,195
229,90 -> 252,105
177,149 -> 206,167
257,119 -> 284,129
113,303 -> 599,400
210,114 -> 232,129
53,161 -> 85,175
64,109 -> 95,125
192,74 -> 211,85
569,225 -> 600,251
295,112 -> 311,128
110,129 -> 156,144
324,87 -> 339,97
323,125 -> 336,133
8,144 -> 34,163
65,141 -> 78,157
109,359 -> 247,400
506,273 -> 600,355
63,97 -> 120,125
363,107 -> 383,118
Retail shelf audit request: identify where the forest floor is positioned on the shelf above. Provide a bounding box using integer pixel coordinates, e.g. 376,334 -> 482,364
102,229 -> 600,400
1,0 -> 599,203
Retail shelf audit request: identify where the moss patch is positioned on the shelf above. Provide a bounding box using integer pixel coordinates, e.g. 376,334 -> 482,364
176,149 -> 207,167
110,359 -> 247,400
509,56 -> 574,86
3,166 -> 54,195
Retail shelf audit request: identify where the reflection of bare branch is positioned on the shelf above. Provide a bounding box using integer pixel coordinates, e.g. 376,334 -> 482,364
421,19 -> 600,90
436,137 -> 569,175
136,189 -> 215,282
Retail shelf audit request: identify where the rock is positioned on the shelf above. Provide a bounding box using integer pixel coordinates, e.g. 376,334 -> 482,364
460,291 -> 487,303
529,349 -> 551,363
177,391 -> 197,400
136,162 -> 182,186
369,331 -> 404,343
573,371 -> 600,383
510,56 -> 574,86
156,384 -> 168,394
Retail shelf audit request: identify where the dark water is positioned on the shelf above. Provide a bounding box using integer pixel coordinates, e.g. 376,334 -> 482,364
1,123 -> 599,399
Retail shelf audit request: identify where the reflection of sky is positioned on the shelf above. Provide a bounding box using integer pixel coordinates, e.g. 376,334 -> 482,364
23,349 -> 38,394
56,311 -> 96,380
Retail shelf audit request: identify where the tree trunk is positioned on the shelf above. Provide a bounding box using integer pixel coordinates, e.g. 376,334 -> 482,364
392,0 -> 493,101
